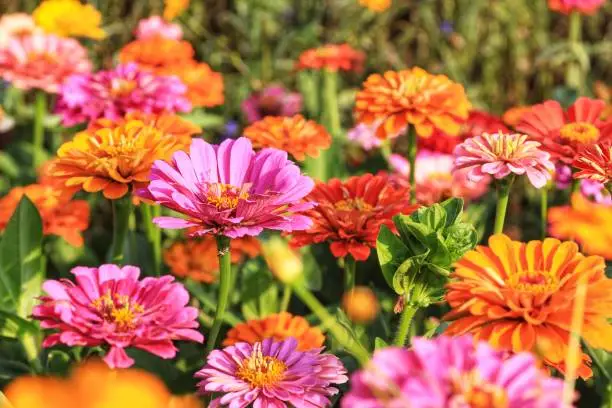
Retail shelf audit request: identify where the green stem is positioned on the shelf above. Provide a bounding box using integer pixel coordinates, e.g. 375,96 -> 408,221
141,204 -> 162,275
292,283 -> 370,365
33,91 -> 47,168
393,304 -> 417,346
494,178 -> 513,234
584,341 -> 612,382
280,286 -> 292,312
565,11 -> 583,91
540,187 -> 548,240
322,69 -> 341,137
407,127 -> 417,204
20,331 -> 42,373
206,236 -> 232,354
570,178 -> 580,195
304,155 -> 327,182
343,255 -> 356,292
107,196 -> 133,264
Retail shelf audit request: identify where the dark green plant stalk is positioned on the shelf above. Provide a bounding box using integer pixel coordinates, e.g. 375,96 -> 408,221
141,204 -> 162,276
393,303 -> 417,346
407,127 -> 417,204
108,196 -> 133,263
343,255 -> 356,292
540,187 -> 548,239
206,235 -> 232,354
494,178 -> 514,234
32,92 -> 46,169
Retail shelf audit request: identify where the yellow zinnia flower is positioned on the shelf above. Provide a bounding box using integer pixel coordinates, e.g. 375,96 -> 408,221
359,0 -> 392,12
33,0 -> 105,39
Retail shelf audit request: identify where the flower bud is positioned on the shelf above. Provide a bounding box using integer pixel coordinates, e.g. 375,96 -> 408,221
262,237 -> 303,284
342,286 -> 379,324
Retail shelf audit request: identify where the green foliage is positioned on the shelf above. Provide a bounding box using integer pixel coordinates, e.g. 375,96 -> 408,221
376,198 -> 478,307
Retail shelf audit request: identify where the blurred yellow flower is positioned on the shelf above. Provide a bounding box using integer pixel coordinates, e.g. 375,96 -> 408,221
359,0 -> 391,12
262,236 -> 303,284
33,0 -> 105,39
164,0 -> 190,20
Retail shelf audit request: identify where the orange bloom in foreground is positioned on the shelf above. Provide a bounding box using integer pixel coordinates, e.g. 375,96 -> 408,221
359,0 -> 391,12
0,184 -> 89,246
223,312 -> 325,351
244,115 -> 331,161
355,67 -> 471,139
296,44 -> 365,72
164,235 -> 261,283
50,119 -> 189,199
549,193 -> 612,260
444,234 -> 612,379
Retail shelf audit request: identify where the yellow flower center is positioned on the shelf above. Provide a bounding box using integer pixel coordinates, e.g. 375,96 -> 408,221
487,133 -> 523,159
110,79 -> 138,98
450,370 -> 509,408
559,122 -> 600,144
507,270 -> 559,294
334,197 -> 374,211
206,183 -> 250,211
91,291 -> 144,332
236,343 -> 287,388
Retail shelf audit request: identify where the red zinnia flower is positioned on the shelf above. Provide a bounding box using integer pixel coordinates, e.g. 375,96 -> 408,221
290,174 -> 416,260
573,142 -> 612,185
295,44 -> 365,72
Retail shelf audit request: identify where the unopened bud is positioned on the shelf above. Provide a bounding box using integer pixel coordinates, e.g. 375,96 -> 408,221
342,286 -> 380,324
262,237 -> 303,284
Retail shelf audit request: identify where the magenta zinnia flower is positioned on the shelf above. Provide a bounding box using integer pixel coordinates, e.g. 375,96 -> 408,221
0,33 -> 91,93
134,16 -> 183,40
138,137 -> 315,238
342,335 -> 568,408
55,63 -> 191,126
32,264 -> 204,369
196,337 -> 348,408
241,85 -> 302,124
454,132 -> 554,188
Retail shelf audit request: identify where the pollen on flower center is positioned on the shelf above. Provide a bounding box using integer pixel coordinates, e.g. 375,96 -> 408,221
507,270 -> 559,294
559,122 -> 600,144
334,197 -> 374,212
91,292 -> 144,331
450,370 -> 509,408
205,183 -> 250,211
236,344 -> 287,388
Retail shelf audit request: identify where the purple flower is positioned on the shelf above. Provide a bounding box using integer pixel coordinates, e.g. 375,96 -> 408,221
138,137 -> 315,238
580,179 -> 612,205
55,63 -> 191,126
195,337 -> 348,408
241,85 -> 302,124
342,335 -> 568,408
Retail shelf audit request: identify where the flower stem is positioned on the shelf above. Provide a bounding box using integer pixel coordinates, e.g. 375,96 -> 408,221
292,283 -> 370,365
108,196 -> 133,264
562,274 -> 587,406
280,285 -> 292,312
32,91 -> 47,169
20,331 -> 42,373
494,178 -> 513,234
540,186 -> 548,239
322,69 -> 341,137
570,178 -> 580,195
206,235 -> 232,354
407,126 -> 417,204
141,204 -> 162,276
343,255 -> 356,292
565,11 -> 583,92
393,303 -> 417,347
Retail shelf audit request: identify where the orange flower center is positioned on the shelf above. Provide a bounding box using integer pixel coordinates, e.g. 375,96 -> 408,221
334,197 -> 374,211
205,183 -> 250,211
487,133 -> 523,159
507,270 -> 559,294
27,51 -> 58,66
91,291 -> 144,332
110,79 -> 137,98
559,122 -> 600,144
236,343 -> 287,388
450,370 -> 509,408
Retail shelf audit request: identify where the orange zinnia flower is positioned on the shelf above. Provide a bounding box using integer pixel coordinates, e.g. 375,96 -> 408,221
549,193 -> 612,260
164,235 -> 261,283
223,312 -> 325,351
159,62 -> 224,108
594,81 -> 612,120
573,142 -> 612,185
244,115 -> 331,161
50,119 -> 188,199
0,184 -> 89,247
502,105 -> 531,128
444,234 -> 612,379
296,44 -> 365,72
164,0 -> 190,20
359,0 -> 391,12
354,67 -> 471,139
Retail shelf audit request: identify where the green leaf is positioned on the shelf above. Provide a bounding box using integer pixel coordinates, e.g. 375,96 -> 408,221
427,232 -> 452,268
445,223 -> 478,262
240,266 -> 279,319
302,247 -> 323,291
376,225 -> 409,290
0,196 -> 45,319
393,216 -> 431,255
440,197 -> 464,227
374,337 -> 389,350
421,204 -> 446,231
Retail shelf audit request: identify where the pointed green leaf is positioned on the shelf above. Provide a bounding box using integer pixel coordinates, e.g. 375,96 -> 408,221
445,222 -> 478,262
376,225 -> 409,290
374,337 -> 389,350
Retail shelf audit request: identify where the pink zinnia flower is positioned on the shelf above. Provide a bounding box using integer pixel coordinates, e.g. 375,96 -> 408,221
0,33 -> 91,93
134,16 -> 183,40
32,264 -> 204,369
347,123 -> 383,151
548,0 -> 605,14
55,63 -> 191,126
241,85 -> 302,124
0,13 -> 41,47
195,337 -> 348,408
138,137 -> 315,238
342,335 -> 568,408
454,132 -> 554,188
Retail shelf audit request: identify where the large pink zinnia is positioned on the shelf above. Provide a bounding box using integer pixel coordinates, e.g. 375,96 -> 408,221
196,337 -> 348,408
0,33 -> 91,93
454,132 -> 554,188
342,335 -> 568,408
32,264 -> 204,369
138,137 -> 315,238
55,63 -> 191,126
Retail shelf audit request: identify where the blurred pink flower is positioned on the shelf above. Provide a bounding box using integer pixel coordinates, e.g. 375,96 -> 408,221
548,0 -> 605,14
134,16 -> 183,40
581,179 -> 612,205
348,123 -> 383,150
341,335 -> 568,408
138,137 -> 315,238
0,33 -> 91,93
241,85 -> 302,123
55,63 -> 191,126
454,132 -> 554,188
32,264 -> 204,369
0,13 -> 40,47
196,337 -> 347,408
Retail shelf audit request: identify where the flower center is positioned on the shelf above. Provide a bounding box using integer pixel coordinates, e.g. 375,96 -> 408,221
559,122 -> 600,144
507,270 -> 559,294
334,197 -> 374,211
488,133 -> 522,159
91,291 -> 144,332
205,183 -> 250,211
450,370 -> 509,408
110,79 -> 138,98
236,343 -> 287,388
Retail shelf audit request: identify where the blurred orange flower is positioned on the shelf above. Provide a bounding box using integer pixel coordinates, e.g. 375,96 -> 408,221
354,67 -> 471,139
573,142 -> 612,185
444,234 -> 612,379
164,0 -> 190,20
50,119 -> 188,200
296,44 -> 365,72
549,193 -> 612,260
168,395 -> 204,408
244,115 -> 331,161
502,105 -> 531,128
0,184 -> 89,246
594,81 -> 612,121
223,312 -> 325,351
359,0 -> 391,12
342,286 -> 380,324
164,235 -> 261,283
160,62 -> 224,108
